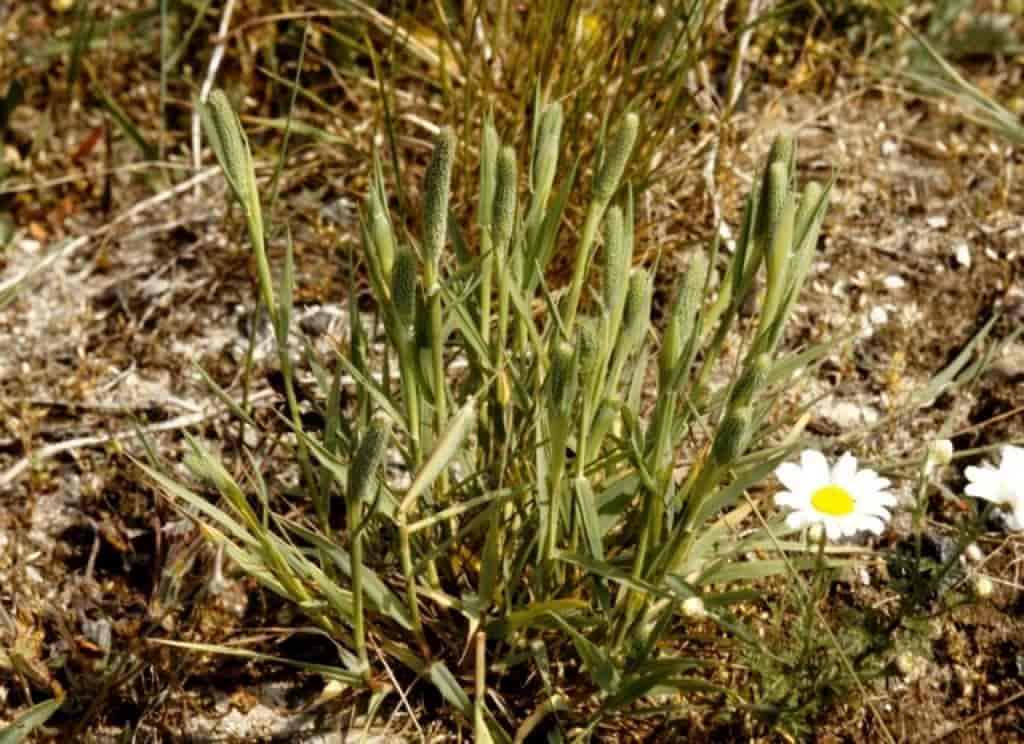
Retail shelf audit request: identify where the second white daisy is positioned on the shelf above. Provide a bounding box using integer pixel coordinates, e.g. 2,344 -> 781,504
964,444 -> 1024,531
774,450 -> 896,540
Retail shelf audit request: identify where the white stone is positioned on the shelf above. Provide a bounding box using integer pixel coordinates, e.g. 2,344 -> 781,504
954,241 -> 971,267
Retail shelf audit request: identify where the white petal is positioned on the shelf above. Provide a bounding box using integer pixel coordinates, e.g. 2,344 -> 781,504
832,453 -> 858,483
852,470 -> 891,494
1000,445 -> 1024,472
855,515 -> 886,535
870,491 -> 897,508
776,491 -> 809,510
858,503 -> 891,520
800,450 -> 830,487
819,517 -> 843,540
1005,508 -> 1024,532
785,511 -> 817,531
857,489 -> 897,510
775,462 -> 808,493
965,464 -> 995,482
964,467 -> 1006,503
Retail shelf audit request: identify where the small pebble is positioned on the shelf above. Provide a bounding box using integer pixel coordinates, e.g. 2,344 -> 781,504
927,215 -> 949,229
870,306 -> 889,325
883,275 -> 905,290
954,241 -> 971,267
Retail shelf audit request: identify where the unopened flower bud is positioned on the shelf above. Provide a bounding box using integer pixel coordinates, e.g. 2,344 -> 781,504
807,523 -> 826,545
926,439 -> 954,474
964,543 -> 983,564
681,596 -> 705,620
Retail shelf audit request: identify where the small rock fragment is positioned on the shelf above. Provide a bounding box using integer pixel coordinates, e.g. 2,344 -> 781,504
954,241 -> 971,267
988,344 -> 1024,382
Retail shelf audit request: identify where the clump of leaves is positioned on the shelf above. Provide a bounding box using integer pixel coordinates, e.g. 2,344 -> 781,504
145,87 -> 845,740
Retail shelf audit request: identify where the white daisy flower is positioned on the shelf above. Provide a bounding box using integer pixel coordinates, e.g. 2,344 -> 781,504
964,445 -> 1024,531
774,450 -> 896,540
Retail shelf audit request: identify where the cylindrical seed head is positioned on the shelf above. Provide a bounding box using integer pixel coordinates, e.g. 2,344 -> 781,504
348,416 -> 392,506
729,353 -> 771,411
602,205 -> 628,322
679,252 -> 708,322
546,340 -> 578,416
422,127 -> 457,268
201,90 -> 251,205
478,120 -> 499,228
712,407 -> 751,465
660,292 -> 685,384
593,113 -> 639,204
578,318 -> 600,376
368,187 -> 395,280
533,103 -> 563,206
619,268 -> 652,355
661,254 -> 706,382
492,145 -> 518,253
390,245 -> 417,327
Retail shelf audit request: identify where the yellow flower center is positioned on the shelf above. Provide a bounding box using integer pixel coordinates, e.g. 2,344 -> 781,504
810,484 -> 855,516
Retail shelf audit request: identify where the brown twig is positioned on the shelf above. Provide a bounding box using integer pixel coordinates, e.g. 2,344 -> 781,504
926,689 -> 1024,743
0,389 -> 274,490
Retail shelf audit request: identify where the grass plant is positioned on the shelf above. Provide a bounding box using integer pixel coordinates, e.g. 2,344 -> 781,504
140,85 -> 862,738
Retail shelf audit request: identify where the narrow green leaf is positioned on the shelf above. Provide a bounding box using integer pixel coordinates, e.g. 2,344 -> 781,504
0,697 -> 63,744
153,640 -> 363,685
484,599 -> 588,640
428,660 -> 472,715
573,477 -> 605,560
399,396 -> 477,515
548,615 -> 618,694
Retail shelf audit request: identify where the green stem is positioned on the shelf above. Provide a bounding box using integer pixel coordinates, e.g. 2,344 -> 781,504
542,415 -> 570,588
658,459 -> 721,580
399,521 -> 430,659
563,202 -> 605,333
277,345 -> 317,496
396,332 -> 422,464
425,268 -> 449,496
479,231 -> 494,344
349,495 -> 368,675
